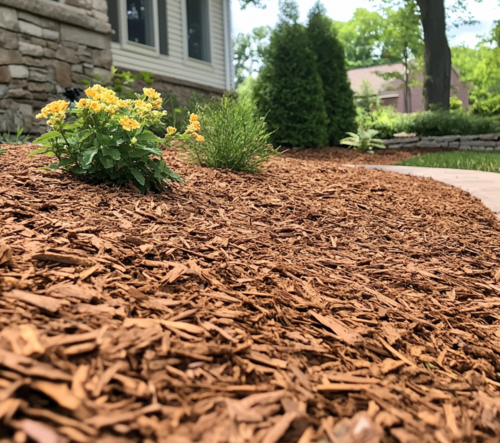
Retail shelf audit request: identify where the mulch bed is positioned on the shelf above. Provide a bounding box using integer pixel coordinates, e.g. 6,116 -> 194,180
284,146 -> 457,165
1,144 -> 500,443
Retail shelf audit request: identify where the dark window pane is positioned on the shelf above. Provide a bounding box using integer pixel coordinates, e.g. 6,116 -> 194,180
127,0 -> 154,46
107,0 -> 120,43
187,0 -> 210,62
158,0 -> 168,55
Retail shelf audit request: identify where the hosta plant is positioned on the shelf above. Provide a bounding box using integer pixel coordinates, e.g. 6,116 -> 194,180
32,85 -> 204,194
340,128 -> 386,154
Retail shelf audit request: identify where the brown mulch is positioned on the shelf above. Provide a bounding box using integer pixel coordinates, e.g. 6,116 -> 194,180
284,146 -> 457,165
1,144 -> 500,443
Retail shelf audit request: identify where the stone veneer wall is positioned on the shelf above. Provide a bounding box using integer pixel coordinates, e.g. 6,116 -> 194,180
0,0 -> 112,134
383,133 -> 500,151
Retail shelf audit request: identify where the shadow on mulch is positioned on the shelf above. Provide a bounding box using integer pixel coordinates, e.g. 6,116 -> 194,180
0,144 -> 499,443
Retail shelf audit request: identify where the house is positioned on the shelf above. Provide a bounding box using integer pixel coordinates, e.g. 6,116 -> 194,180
347,63 -> 469,113
0,0 -> 234,133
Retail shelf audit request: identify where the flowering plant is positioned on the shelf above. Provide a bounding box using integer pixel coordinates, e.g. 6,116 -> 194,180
31,85 -> 204,193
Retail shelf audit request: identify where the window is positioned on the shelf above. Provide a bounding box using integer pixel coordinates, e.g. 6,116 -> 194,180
127,0 -> 154,47
186,0 -> 210,62
107,1 -> 169,54
108,0 -> 120,43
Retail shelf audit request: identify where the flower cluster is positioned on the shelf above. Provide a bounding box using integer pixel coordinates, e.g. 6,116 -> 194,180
36,84 -> 204,142
184,113 -> 205,142
36,100 -> 69,127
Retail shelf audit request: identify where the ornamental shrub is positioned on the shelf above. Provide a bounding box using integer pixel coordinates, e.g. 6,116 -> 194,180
31,85 -> 204,194
181,95 -> 278,172
254,0 -> 329,148
307,2 -> 357,145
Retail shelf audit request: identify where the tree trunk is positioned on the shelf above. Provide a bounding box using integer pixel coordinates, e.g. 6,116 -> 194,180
415,0 -> 451,111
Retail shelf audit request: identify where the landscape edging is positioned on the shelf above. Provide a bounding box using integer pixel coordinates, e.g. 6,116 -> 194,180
382,133 -> 500,151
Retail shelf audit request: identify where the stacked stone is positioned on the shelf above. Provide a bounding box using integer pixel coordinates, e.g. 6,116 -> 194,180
0,0 -> 112,134
383,133 -> 500,151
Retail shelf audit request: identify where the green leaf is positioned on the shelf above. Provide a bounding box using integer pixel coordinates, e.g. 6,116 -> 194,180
0,149 -> 5,154
102,146 -> 121,160
129,146 -> 162,158
136,131 -> 162,142
80,147 -> 98,166
130,168 -> 146,186
28,147 -> 50,157
99,155 -> 115,169
33,131 -> 62,146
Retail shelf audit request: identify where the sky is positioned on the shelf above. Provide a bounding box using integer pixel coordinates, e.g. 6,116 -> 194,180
231,0 -> 499,48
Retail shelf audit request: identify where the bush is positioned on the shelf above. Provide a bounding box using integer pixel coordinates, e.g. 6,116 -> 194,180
254,1 -> 329,148
307,3 -> 357,145
357,106 -> 499,138
470,94 -> 500,117
181,95 -> 278,172
31,85 -> 203,194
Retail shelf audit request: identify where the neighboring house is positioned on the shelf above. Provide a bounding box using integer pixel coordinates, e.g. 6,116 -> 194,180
348,63 -> 469,112
0,0 -> 234,134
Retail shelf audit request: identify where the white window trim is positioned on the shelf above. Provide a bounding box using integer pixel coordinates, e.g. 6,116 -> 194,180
115,0 -> 165,58
181,0 -> 214,67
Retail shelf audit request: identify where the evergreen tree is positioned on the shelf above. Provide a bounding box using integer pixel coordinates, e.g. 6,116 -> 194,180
307,2 -> 357,145
254,0 -> 329,148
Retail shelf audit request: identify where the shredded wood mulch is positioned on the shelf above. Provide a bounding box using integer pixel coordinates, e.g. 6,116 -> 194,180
1,144 -> 500,443
284,146 -> 457,165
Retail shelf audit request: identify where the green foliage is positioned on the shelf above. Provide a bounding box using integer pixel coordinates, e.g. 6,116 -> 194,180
30,86 -> 197,194
340,128 -> 386,153
333,8 -> 387,68
449,96 -> 463,111
307,2 -> 357,145
254,0 -> 329,148
233,26 -> 271,86
355,80 -> 380,112
357,106 -> 499,138
398,151 -> 500,173
0,148 -> 5,154
451,22 -> 500,115
1,125 -> 31,145
470,94 -> 500,116
83,66 -> 155,100
181,95 -> 278,172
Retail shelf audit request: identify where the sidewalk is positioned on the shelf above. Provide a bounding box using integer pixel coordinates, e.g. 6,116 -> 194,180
358,165 -> 500,219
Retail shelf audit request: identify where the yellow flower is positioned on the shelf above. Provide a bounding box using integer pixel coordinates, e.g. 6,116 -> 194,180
100,90 -> 118,104
37,100 -> 69,118
85,88 -> 100,100
119,118 -> 141,131
131,137 -> 138,145
89,101 -> 102,113
195,134 -> 205,142
76,98 -> 89,108
190,113 -> 198,123
166,126 -> 177,136
106,105 -> 119,115
185,121 -> 201,134
117,100 -> 130,108
143,88 -> 161,100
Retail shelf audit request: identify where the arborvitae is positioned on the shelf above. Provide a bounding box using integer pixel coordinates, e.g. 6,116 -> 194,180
307,2 -> 357,145
254,0 -> 329,148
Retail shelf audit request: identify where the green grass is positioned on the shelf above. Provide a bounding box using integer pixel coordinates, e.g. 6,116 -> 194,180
396,151 -> 500,173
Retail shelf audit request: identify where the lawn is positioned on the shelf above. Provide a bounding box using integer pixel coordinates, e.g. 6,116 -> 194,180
397,150 -> 500,173
1,145 -> 500,442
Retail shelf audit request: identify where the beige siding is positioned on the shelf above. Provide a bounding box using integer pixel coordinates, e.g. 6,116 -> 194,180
111,0 -> 228,90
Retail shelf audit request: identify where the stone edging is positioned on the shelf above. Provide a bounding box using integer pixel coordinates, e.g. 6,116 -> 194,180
382,133 -> 500,151
0,0 -> 112,34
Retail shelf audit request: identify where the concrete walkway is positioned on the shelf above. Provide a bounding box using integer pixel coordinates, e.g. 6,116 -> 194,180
357,165 -> 500,219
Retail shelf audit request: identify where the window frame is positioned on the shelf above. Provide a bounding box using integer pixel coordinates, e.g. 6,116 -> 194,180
112,0 -> 166,58
182,0 -> 213,66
